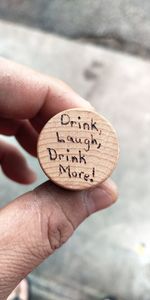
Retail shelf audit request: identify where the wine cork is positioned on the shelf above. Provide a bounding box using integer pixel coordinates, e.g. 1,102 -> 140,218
37,109 -> 119,190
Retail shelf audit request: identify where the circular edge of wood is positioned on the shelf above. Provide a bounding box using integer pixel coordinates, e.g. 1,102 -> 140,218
37,108 -> 120,191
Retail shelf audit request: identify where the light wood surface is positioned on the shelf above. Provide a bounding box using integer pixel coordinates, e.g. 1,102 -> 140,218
37,109 -> 119,190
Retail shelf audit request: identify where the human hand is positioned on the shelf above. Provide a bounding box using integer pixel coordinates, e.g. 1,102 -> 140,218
0,58 -> 118,300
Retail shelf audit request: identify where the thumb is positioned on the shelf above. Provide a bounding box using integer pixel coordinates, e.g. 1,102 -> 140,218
0,180 -> 117,299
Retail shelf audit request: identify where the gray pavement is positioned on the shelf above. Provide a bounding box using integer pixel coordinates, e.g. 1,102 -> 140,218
1,21 -> 150,300
1,1 -> 150,57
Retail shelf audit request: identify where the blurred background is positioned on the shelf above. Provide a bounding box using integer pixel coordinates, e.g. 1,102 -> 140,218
0,1 -> 150,300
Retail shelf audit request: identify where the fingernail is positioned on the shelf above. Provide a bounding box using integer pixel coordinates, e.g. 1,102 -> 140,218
101,179 -> 118,203
71,94 -> 95,111
87,183 -> 117,213
80,99 -> 95,111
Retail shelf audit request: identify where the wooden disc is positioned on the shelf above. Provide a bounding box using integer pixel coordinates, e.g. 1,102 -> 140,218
37,109 -> 119,190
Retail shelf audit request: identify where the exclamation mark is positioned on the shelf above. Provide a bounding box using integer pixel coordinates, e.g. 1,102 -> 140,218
90,167 -> 95,182
92,167 -> 95,178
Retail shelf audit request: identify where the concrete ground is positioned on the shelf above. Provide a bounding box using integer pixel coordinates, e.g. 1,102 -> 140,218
0,20 -> 150,300
1,0 -> 150,57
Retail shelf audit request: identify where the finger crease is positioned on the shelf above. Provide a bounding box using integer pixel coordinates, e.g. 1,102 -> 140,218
81,191 -> 91,217
55,200 -> 76,232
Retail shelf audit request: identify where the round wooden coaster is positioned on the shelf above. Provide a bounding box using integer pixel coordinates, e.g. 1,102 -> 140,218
37,109 -> 119,190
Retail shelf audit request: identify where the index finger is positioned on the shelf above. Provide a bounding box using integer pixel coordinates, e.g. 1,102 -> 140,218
0,58 -> 92,131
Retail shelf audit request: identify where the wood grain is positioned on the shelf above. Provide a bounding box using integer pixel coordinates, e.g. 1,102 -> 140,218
37,109 -> 119,190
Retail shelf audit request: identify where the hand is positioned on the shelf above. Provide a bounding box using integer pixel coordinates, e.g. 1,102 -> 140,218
0,58 -> 118,300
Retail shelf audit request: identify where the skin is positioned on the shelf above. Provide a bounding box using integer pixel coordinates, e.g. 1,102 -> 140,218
0,58 -> 118,300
